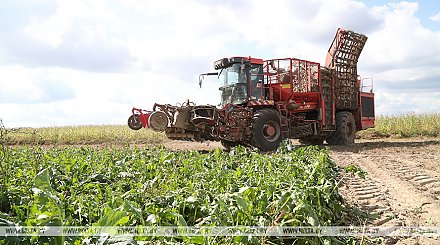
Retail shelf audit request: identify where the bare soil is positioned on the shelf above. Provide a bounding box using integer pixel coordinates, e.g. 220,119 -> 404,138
330,138 -> 440,245
162,138 -> 440,244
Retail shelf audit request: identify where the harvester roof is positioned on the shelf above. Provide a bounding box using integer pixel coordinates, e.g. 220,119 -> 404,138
214,56 -> 263,70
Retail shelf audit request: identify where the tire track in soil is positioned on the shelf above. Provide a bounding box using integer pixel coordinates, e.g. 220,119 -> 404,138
331,140 -> 440,245
338,170 -> 398,226
374,157 -> 440,198
335,153 -> 400,226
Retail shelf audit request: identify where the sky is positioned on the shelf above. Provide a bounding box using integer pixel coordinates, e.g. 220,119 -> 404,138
0,0 -> 439,127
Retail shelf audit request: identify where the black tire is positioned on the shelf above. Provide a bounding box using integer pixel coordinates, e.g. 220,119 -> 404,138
250,109 -> 282,152
221,140 -> 240,150
326,111 -> 356,145
299,137 -> 324,145
128,114 -> 142,130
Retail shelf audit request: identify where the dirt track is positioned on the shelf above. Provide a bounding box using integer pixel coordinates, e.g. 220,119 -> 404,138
330,138 -> 440,245
163,137 -> 440,244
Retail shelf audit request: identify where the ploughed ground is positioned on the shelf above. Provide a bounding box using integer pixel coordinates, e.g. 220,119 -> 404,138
163,137 -> 440,245
330,138 -> 440,245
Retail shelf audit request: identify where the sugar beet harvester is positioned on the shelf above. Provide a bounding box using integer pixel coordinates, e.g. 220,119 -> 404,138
128,28 -> 375,151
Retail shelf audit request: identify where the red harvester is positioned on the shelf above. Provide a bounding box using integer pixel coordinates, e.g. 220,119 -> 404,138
128,28 -> 374,151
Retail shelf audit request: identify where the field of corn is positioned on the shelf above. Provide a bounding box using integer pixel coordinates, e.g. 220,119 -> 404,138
3,113 -> 439,146
358,113 -> 440,138
3,125 -> 166,146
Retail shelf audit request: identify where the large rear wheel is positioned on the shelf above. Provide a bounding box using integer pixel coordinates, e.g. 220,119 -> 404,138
326,111 -> 356,145
250,109 -> 282,152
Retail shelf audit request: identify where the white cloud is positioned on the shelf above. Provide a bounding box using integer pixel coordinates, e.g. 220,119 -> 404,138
0,65 -> 74,104
360,1 -> 440,98
24,0 -> 114,47
0,64 -> 218,127
375,91 -> 440,115
0,0 -> 439,127
430,12 -> 440,21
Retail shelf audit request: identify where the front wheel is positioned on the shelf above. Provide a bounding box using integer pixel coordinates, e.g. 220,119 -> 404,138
128,114 -> 142,130
250,109 -> 282,152
326,111 -> 356,145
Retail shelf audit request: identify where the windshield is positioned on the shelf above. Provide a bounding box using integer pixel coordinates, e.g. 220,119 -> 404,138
218,63 -> 248,105
219,63 -> 246,87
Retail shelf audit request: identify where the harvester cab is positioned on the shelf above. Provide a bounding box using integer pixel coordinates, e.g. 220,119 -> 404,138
213,57 -> 264,106
128,28 -> 374,151
198,57 -> 265,106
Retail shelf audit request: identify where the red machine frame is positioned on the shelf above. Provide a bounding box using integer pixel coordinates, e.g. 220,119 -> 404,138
131,107 -> 151,128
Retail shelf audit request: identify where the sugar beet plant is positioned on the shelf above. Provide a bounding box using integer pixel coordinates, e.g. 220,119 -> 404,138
1,142 -> 347,244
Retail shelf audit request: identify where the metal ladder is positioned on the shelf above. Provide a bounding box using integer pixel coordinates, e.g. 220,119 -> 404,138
276,103 -> 290,139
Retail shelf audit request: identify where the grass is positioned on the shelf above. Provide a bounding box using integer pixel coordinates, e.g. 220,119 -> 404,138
4,125 -> 166,145
358,113 -> 440,138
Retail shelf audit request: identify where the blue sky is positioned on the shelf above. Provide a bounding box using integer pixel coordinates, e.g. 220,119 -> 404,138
0,0 -> 439,127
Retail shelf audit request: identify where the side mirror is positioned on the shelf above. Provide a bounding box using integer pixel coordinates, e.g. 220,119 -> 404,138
198,75 -> 204,88
198,72 -> 218,88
